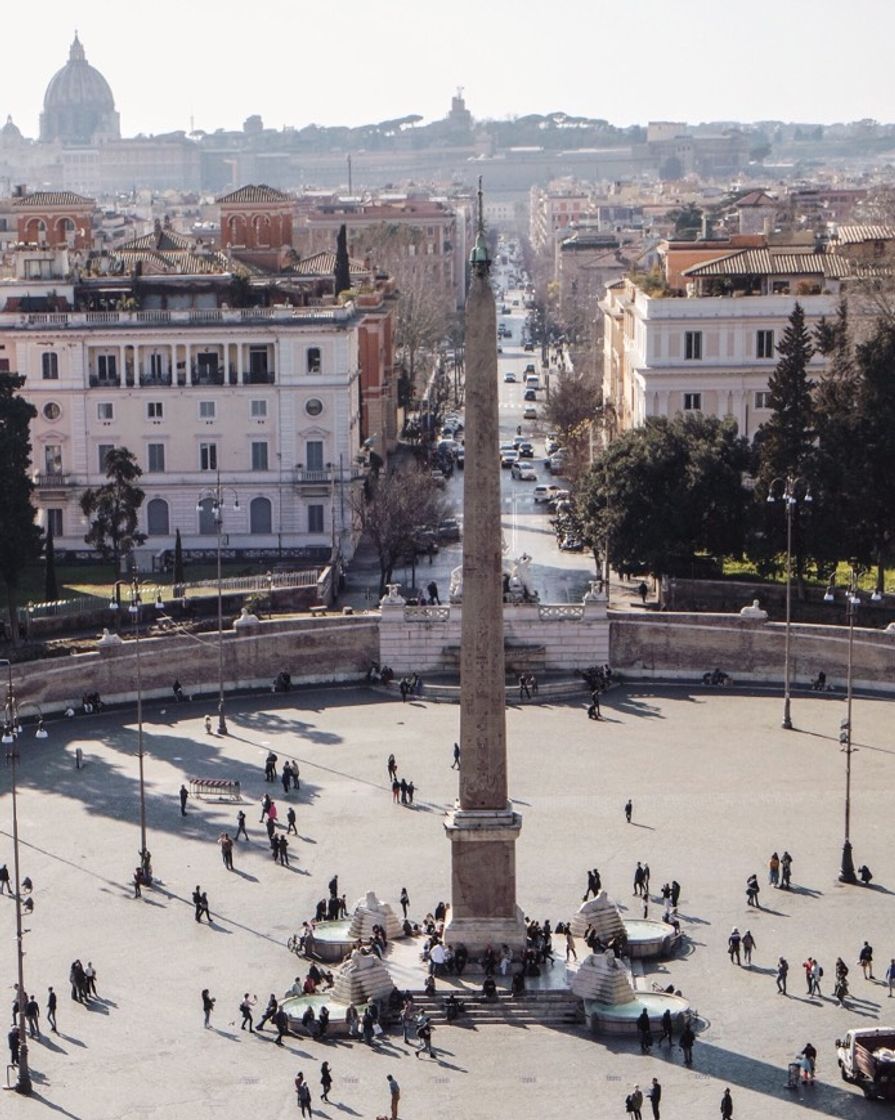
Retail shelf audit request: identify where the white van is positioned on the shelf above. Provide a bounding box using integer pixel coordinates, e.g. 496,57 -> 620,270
525,373 -> 541,391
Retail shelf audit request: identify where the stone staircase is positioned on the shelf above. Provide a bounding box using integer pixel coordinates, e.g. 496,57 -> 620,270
404,988 -> 585,1028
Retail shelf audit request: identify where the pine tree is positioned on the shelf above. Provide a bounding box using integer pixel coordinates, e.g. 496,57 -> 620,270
173,527 -> 185,590
334,224 -> 351,297
0,373 -> 43,640
80,446 -> 146,574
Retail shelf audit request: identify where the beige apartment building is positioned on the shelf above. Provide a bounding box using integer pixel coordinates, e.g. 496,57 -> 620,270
0,232 -> 397,568
601,228 -> 893,440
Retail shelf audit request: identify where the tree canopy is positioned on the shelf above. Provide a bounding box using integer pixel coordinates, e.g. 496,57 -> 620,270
80,447 -> 146,572
0,373 -> 43,639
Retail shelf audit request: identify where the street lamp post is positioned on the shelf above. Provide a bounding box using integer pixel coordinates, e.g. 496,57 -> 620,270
767,476 -> 812,730
826,573 -> 860,883
197,470 -> 239,735
110,576 -> 148,869
1,659 -> 31,1095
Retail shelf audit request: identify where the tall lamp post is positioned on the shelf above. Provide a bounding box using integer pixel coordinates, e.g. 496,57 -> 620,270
109,576 -> 151,865
197,470 -> 239,735
1,658 -> 47,1095
825,572 -> 860,884
767,476 -> 812,730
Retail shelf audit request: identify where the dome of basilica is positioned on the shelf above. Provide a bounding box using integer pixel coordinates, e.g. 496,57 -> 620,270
39,33 -> 120,145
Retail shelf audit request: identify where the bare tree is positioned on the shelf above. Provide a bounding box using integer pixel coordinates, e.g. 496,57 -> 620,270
352,464 -> 449,595
544,366 -> 601,483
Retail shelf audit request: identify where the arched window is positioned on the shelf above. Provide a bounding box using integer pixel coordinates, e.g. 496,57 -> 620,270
253,214 -> 270,247
228,215 -> 245,246
250,496 -> 272,534
197,497 -> 217,535
146,498 -> 169,536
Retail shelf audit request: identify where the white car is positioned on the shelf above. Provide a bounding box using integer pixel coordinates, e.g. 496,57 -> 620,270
511,462 -> 537,481
503,371 -> 517,383
523,406 -> 538,420
533,484 -> 563,503
501,448 -> 520,469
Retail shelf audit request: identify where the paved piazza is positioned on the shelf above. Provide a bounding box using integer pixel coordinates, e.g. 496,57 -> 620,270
1,683 -> 893,1118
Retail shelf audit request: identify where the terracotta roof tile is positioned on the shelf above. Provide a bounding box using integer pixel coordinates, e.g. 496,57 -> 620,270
13,191 -> 95,208
217,184 -> 292,205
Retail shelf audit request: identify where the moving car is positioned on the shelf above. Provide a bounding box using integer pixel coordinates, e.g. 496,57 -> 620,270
517,441 -> 534,458
533,484 -> 564,503
548,451 -> 566,473
523,406 -> 538,419
524,363 -> 536,374
523,342 -> 535,352
500,448 -> 520,468
503,371 -> 517,383
511,462 -> 537,481
523,388 -> 537,401
437,518 -> 462,542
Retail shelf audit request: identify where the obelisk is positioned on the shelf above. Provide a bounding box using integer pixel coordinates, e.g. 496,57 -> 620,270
444,185 -> 525,956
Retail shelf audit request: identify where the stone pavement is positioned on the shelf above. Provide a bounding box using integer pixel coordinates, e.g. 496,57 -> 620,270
1,683 -> 892,1118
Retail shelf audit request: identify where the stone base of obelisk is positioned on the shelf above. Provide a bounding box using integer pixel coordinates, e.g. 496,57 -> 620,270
443,805 -> 526,957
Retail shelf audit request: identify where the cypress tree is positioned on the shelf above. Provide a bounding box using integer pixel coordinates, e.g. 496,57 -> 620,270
334,224 -> 351,297
44,520 -> 58,602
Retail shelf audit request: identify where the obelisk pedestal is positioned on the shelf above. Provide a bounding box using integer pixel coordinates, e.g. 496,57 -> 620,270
444,195 -> 525,956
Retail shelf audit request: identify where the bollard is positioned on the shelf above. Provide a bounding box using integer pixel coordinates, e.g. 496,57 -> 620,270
75,746 -> 83,769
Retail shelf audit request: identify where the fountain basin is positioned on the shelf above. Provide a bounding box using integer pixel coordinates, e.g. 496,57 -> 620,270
306,921 -> 354,962
281,993 -> 369,1036
586,992 -> 690,1035
622,919 -> 681,959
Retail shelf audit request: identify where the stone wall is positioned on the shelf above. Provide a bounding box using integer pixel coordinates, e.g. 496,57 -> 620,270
611,612 -> 895,694
378,595 -> 610,675
9,615 -> 379,716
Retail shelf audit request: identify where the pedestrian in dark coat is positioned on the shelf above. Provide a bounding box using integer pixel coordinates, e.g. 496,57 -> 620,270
720,1087 -> 733,1119
179,785 -> 189,815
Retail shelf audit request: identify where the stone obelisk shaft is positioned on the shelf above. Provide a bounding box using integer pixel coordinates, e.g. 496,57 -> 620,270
458,268 -> 507,811
444,214 -> 523,953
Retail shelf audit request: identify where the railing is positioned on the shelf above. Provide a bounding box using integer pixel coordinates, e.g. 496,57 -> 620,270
5,306 -> 354,330
26,597 -> 101,619
34,472 -> 73,488
404,606 -> 451,622
243,370 -> 275,384
294,469 -> 334,484
139,373 -> 172,386
537,605 -> 585,621
88,374 -> 121,388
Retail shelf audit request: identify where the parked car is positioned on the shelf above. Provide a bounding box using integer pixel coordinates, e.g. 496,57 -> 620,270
511,462 -> 537,481
559,535 -> 584,552
430,469 -> 447,488
523,406 -> 538,419
548,453 -> 566,474
503,371 -> 517,383
456,448 -> 464,469
523,342 -> 535,352
533,484 -> 564,503
545,434 -> 560,455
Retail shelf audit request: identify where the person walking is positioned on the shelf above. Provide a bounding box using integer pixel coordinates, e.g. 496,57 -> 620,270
179,785 -> 189,816
587,689 -> 601,720
400,887 -> 410,919
281,766 -> 291,796
670,880 -> 681,909
518,674 -> 531,700
809,958 -> 823,997
297,1075 -> 313,1119
260,793 -> 271,823
199,891 -> 211,923
257,994 -> 278,1031
386,1073 -> 400,1120
24,994 -> 40,1039
720,1088 -> 734,1119
8,1026 -> 19,1067
239,993 -> 256,1032
392,778 -> 401,804
768,851 -> 780,886
647,1078 -> 662,1120
627,1083 -> 643,1120
633,862 -> 645,897
780,850 -> 793,889
565,928 -> 577,962
320,1062 -> 333,1104
235,809 -> 248,840
625,799 -> 633,824
219,832 -> 234,870
279,835 -> 290,866
679,1020 -> 695,1066
746,873 -> 760,907
46,986 -> 57,1033
886,957 -> 895,997
0,864 -> 11,895
637,1008 -> 652,1053
273,1007 -> 289,1046
451,742 -> 460,770
202,988 -> 215,1028
859,941 -> 875,979
776,956 -> 789,995
287,807 -> 297,835
742,930 -> 756,966
658,1008 -> 673,1046
728,928 -> 741,965
387,754 -> 398,781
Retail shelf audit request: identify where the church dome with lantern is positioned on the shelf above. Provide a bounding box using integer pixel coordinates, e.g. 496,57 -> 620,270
40,33 -> 120,145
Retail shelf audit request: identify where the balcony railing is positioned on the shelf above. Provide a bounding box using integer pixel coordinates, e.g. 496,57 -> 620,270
139,372 -> 173,386
294,469 -> 334,485
3,306 -> 353,330
34,472 -> 74,489
243,369 -> 275,384
88,374 -> 121,388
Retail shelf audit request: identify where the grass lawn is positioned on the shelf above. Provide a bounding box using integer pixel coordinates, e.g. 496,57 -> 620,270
722,557 -> 894,593
5,562 -> 268,610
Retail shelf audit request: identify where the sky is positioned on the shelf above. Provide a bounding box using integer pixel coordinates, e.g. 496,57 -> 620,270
3,0 -> 893,138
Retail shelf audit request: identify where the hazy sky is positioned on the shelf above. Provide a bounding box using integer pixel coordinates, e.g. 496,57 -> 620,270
4,0 -> 893,138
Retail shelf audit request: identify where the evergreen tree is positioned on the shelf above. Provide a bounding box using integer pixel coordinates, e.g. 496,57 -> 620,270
44,520 -> 58,602
0,373 -> 43,640
80,446 -> 146,573
752,302 -> 817,588
173,527 -> 185,590
334,224 -> 351,297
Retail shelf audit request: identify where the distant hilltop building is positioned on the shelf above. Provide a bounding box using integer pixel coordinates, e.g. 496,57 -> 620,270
39,33 -> 120,145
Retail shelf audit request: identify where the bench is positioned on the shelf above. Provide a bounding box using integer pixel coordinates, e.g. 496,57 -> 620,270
189,777 -> 241,801
309,605 -> 327,617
